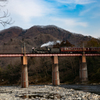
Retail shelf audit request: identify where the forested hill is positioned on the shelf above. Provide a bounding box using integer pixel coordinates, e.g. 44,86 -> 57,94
0,25 -> 92,52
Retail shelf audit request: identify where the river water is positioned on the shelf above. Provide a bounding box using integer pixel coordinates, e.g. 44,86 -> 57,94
60,84 -> 100,95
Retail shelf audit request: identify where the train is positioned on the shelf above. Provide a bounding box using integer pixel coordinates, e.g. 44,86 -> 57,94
32,47 -> 100,54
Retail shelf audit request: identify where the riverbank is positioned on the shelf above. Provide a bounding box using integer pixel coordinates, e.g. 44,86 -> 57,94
0,85 -> 100,100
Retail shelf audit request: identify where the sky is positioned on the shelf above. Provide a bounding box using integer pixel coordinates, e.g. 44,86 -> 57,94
0,0 -> 100,38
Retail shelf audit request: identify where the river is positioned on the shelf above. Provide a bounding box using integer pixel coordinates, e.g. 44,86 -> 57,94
60,84 -> 100,95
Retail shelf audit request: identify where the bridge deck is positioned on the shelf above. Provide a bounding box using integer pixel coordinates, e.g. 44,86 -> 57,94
0,53 -> 100,57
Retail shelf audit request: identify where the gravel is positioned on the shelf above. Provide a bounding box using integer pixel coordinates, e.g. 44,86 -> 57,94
0,85 -> 99,100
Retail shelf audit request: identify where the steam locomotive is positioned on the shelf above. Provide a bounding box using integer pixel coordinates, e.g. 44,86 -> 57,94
32,47 -> 100,54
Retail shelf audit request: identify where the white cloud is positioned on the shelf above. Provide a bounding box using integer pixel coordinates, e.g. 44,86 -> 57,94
55,0 -> 97,10
6,0 -> 54,22
56,0 -> 96,5
52,18 -> 88,27
80,3 -> 100,17
80,8 -> 91,16
94,12 -> 100,18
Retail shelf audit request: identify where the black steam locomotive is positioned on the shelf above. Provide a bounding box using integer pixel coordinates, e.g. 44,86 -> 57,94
32,47 -> 100,54
32,47 -> 60,53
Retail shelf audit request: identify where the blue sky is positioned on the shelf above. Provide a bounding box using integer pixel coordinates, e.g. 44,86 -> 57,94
0,0 -> 100,38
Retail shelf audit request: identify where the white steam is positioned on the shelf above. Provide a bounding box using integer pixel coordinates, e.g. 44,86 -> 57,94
41,40 -> 61,47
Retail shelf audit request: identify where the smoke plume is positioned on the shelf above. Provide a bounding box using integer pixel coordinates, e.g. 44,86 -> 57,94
41,40 -> 61,47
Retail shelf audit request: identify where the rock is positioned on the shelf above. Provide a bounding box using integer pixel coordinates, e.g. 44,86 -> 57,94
0,85 -> 99,100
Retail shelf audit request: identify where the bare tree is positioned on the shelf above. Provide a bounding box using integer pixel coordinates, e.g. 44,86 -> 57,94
0,0 -> 14,27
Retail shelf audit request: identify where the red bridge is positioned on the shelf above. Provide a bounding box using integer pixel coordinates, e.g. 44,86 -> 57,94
0,53 -> 100,57
0,47 -> 100,88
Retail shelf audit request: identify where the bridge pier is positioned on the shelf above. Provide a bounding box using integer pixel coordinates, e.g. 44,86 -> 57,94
79,52 -> 88,84
52,56 -> 60,86
21,56 -> 29,88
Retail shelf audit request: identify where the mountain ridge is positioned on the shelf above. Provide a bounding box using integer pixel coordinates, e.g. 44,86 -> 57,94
0,25 -> 93,50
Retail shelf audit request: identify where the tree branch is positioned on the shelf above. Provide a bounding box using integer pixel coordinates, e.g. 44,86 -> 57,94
0,0 -> 14,27
0,0 -> 8,7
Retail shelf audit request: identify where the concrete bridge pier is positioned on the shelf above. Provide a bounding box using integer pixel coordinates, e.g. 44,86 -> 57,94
21,56 -> 29,88
79,52 -> 88,84
52,56 -> 60,86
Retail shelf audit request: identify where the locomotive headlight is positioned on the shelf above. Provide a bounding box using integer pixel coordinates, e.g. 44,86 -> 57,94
48,48 -> 50,51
